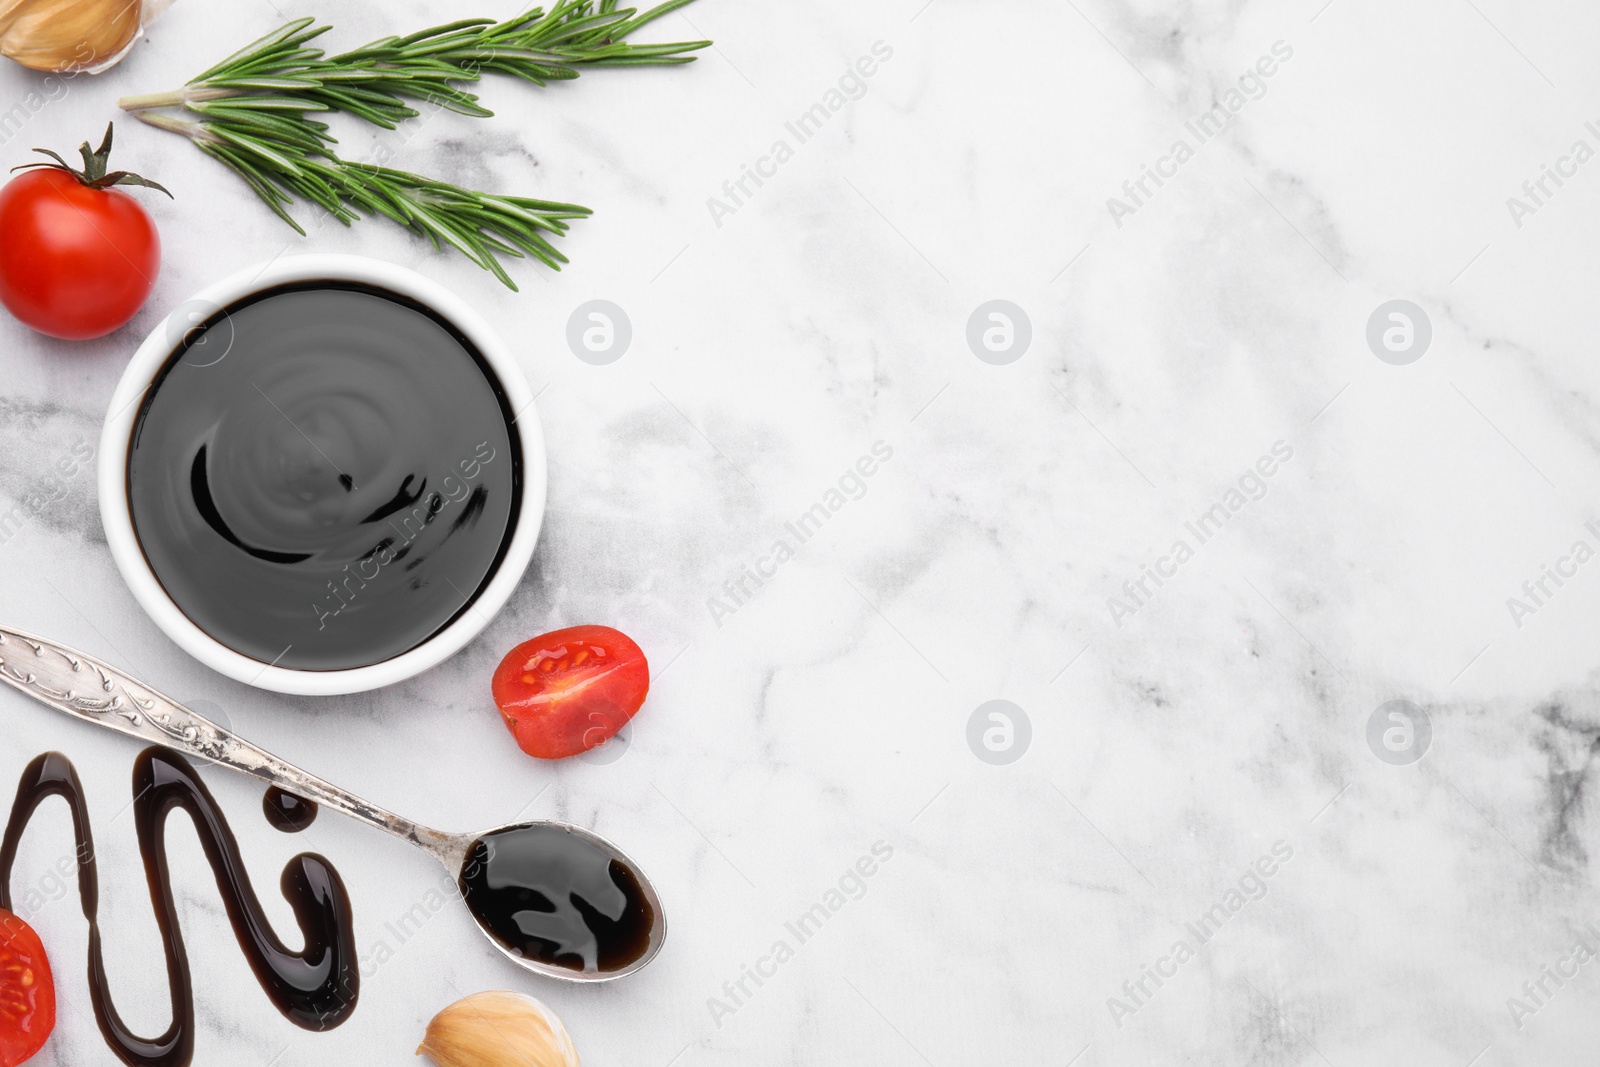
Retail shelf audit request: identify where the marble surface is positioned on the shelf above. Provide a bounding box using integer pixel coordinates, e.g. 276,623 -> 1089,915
1,0 -> 1599,1063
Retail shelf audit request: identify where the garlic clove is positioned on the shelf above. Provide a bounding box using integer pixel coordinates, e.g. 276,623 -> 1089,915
0,0 -> 173,74
417,990 -> 582,1067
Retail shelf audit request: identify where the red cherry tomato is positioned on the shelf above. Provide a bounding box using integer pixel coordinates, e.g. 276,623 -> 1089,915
0,909 -> 54,1066
0,124 -> 166,341
492,626 -> 650,760
0,168 -> 160,340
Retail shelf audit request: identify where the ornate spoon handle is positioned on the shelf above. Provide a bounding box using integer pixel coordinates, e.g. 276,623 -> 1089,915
0,625 -> 456,862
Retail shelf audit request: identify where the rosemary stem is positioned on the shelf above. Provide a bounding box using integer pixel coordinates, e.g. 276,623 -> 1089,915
118,87 -> 238,111
131,111 -> 223,144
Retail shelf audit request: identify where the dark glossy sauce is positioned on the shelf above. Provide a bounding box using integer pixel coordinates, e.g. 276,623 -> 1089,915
458,824 -> 654,975
263,787 -> 318,833
127,281 -> 521,671
0,748 -> 357,1066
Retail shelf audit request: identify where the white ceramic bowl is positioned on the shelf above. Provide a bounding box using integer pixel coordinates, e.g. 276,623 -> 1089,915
98,254 -> 546,696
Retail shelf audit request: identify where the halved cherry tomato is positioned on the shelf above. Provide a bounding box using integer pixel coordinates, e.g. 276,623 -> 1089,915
0,909 -> 53,1066
492,626 -> 650,760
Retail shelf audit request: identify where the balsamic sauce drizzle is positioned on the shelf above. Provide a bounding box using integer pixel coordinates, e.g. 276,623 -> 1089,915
0,748 -> 358,1067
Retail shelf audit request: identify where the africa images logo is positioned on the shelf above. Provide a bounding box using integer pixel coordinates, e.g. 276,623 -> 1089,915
705,41 -> 894,228
1105,41 -> 1294,228
1106,441 -> 1293,627
312,442 -> 497,628
1106,841 -> 1294,1028
706,441 -> 894,627
706,842 -> 895,1028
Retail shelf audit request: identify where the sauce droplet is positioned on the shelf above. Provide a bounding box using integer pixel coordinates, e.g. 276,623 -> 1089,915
263,787 -> 318,833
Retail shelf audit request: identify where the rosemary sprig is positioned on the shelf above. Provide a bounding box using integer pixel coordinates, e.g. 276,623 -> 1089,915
119,1 -> 709,128
146,112 -> 590,290
120,2 -> 707,288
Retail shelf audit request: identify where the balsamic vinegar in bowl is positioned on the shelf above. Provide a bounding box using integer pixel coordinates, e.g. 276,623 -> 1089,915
101,255 -> 548,695
126,281 -> 520,671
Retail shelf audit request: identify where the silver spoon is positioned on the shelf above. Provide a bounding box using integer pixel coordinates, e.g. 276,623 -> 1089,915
0,625 -> 665,983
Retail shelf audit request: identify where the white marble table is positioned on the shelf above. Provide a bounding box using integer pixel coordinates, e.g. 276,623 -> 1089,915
1,0 -> 1597,1063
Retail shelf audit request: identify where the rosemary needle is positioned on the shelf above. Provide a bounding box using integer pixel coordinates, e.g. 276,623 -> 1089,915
121,2 -> 708,288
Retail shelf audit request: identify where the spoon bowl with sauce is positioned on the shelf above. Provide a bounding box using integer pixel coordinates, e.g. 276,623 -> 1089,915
0,625 -> 666,983
440,820 -> 664,980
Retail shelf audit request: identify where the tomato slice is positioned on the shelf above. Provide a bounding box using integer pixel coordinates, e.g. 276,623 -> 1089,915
492,626 -> 650,760
0,909 -> 53,1067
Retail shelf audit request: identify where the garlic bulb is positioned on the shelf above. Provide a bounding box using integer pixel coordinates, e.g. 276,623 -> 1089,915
0,0 -> 173,74
417,991 -> 582,1067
